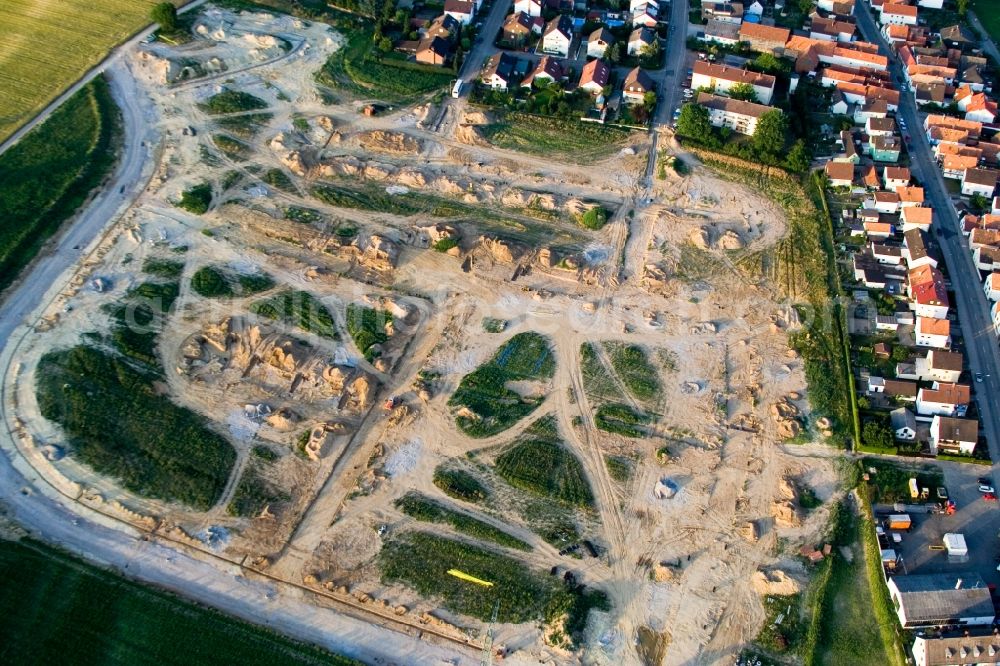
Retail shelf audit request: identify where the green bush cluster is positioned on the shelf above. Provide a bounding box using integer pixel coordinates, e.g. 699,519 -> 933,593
578,207 -> 608,230
141,257 -> 185,279
604,342 -> 660,403
432,467 -> 488,503
200,90 -> 268,114
190,265 -> 275,298
176,182 -> 213,214
496,439 -> 594,508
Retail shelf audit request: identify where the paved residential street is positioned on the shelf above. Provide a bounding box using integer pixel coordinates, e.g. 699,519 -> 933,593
855,0 -> 1000,485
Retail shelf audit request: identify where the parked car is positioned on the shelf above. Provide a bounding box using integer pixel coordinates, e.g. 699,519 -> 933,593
985,493 -> 997,502
979,477 -> 992,486
937,487 -> 948,500
979,484 -> 995,494
976,372 -> 983,383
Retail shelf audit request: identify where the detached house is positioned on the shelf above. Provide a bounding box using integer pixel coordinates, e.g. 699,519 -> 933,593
521,55 -> 565,88
915,316 -> 951,349
891,408 -> 917,441
929,415 -> 978,455
628,26 -> 657,56
916,382 -> 971,418
444,0 -> 476,25
622,67 -> 654,104
901,206 -> 933,232
884,166 -> 910,190
908,264 -> 950,319
587,27 -> 614,59
825,160 -> 855,187
513,0 -> 543,16
481,52 -> 516,90
542,15 -> 573,57
578,58 -> 610,95
880,3 -> 918,26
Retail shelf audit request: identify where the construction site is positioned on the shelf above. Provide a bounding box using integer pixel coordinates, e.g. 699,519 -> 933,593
0,5 -> 842,664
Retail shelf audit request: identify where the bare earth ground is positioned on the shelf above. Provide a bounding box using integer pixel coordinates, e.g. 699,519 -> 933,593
3,6 -> 840,664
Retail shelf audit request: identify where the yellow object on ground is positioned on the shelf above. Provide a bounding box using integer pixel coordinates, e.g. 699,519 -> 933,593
447,569 -> 493,587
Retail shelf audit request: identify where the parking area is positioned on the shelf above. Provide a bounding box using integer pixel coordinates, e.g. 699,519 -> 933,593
876,461 -> 1000,588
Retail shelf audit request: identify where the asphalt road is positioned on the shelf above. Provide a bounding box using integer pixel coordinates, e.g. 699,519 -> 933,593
855,1 -> 1000,483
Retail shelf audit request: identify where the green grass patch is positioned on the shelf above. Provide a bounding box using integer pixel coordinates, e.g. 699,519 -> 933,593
604,455 -> 634,484
603,342 -> 660,404
104,280 -> 179,369
212,134 -> 252,161
215,113 -> 274,138
449,332 -> 556,438
478,112 -> 633,163
594,403 -> 652,438
200,90 -> 268,114
379,531 -> 607,637
432,237 -> 459,252
482,317 -> 507,333
176,182 -> 213,215
756,593 -> 805,655
141,257 -> 185,279
495,439 -> 594,509
861,457 -> 943,504
344,303 -> 391,361
262,167 -> 295,192
285,206 -> 323,223
0,76 -> 120,293
0,539 -> 361,665
579,342 -> 618,402
250,290 -> 338,339
36,346 -> 236,510
433,467 -> 488,503
395,492 -> 531,551
577,206 -> 608,230
190,265 -> 275,298
227,461 -> 288,517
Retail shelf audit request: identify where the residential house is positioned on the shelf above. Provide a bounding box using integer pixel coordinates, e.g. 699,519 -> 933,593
826,160 -> 855,187
631,3 -> 659,26
588,27 -> 614,58
628,26 -> 657,56
738,22 -> 791,54
481,52 -> 517,90
890,407 -> 917,441
974,245 -> 1000,272
855,98 -> 889,124
839,130 -> 861,163
985,273 -> 1000,301
703,18 -> 741,45
862,164 -> 882,189
912,631 -> 1000,666
702,1 -> 743,23
697,92 -> 777,136
869,135 -> 902,162
908,264 -> 949,319
745,0 -> 765,16
521,56 -> 565,88
444,0 -> 476,25
867,116 -> 897,137
501,12 -> 535,46
963,168 -> 999,198
622,67 -> 654,104
916,382 -> 970,418
993,300 -> 1000,337
901,207 -> 933,232
415,36 -> 452,65
929,415 -> 979,455
871,190 -> 901,214
880,3 -> 918,26
884,166 -> 910,190
542,15 -> 573,57
885,378 -> 919,401
915,349 -> 964,383
915,316 -> 951,349
904,228 -> 937,269
871,242 -> 903,264
887,573 -> 993,628
897,186 -> 924,208
939,24 -> 977,51
810,16 -> 856,43
965,94 -> 998,124
578,58 -> 610,95
692,61 -> 776,105
513,0 -> 543,16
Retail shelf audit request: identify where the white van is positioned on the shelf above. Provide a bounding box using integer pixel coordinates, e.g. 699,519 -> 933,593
451,79 -> 464,98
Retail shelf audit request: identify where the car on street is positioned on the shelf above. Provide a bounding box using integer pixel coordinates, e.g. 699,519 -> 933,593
976,372 -> 983,383
937,487 -> 948,500
979,484 -> 995,494
985,493 -> 997,502
979,477 -> 992,486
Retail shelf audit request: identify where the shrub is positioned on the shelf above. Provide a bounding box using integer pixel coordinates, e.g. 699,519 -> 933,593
578,206 -> 608,230
176,183 -> 212,214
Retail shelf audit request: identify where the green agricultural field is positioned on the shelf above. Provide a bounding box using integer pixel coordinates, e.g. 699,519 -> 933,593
380,531 -> 608,639
0,539 -> 359,665
495,424 -> 594,509
579,342 -> 618,402
35,345 -> 236,510
449,332 -> 556,438
0,77 -> 120,293
0,0 -> 167,143
478,113 -> 634,163
250,290 -> 338,339
395,492 -> 531,551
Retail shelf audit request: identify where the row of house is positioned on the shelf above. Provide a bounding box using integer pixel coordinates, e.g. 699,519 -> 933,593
481,51 -> 656,102
691,60 -> 780,135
